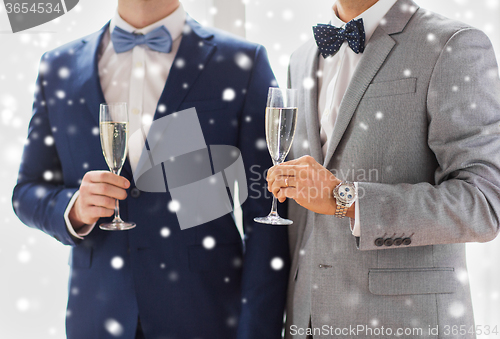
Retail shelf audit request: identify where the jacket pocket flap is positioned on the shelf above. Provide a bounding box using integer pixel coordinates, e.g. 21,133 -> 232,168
369,267 -> 457,295
364,78 -> 417,98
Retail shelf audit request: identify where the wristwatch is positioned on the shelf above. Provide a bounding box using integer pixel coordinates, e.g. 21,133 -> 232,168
332,181 -> 357,218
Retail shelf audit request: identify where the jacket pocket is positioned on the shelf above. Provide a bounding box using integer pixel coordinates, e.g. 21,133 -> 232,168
364,78 -> 417,98
68,245 -> 92,269
369,267 -> 457,295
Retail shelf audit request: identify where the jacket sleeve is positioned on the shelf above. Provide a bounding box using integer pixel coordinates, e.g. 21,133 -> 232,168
358,28 -> 500,250
236,45 -> 290,339
12,55 -> 80,246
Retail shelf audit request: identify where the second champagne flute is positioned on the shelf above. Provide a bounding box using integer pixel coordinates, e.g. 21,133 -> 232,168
254,87 -> 298,225
99,102 -> 136,231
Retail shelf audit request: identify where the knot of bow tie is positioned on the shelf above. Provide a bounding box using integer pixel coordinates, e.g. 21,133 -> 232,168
313,18 -> 366,58
111,25 -> 173,54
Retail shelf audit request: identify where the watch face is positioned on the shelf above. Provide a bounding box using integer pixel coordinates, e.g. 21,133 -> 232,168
334,182 -> 356,204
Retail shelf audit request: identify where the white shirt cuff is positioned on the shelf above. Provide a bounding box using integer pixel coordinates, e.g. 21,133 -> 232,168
350,182 -> 361,237
64,190 -> 96,239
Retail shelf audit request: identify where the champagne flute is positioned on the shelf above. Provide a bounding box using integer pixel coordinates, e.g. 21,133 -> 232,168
99,103 -> 136,231
254,88 -> 298,225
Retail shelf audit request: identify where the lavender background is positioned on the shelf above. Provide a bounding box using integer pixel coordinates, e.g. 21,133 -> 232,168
0,0 -> 499,338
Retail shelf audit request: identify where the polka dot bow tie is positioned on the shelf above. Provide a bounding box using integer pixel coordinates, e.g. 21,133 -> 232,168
313,18 -> 366,58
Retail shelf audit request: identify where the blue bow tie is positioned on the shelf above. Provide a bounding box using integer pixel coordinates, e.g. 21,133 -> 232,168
110,25 -> 173,53
313,18 -> 366,58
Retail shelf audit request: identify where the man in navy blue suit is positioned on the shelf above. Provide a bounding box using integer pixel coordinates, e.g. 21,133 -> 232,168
12,0 -> 289,338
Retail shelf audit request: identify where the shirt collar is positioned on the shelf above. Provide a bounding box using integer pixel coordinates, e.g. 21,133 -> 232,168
109,3 -> 186,41
331,0 -> 398,43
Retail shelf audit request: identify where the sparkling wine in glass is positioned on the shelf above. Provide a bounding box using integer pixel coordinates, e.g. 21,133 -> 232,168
254,88 -> 298,225
99,103 -> 136,231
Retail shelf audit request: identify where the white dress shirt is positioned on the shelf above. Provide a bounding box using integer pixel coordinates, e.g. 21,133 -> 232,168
317,0 -> 398,236
64,5 -> 186,239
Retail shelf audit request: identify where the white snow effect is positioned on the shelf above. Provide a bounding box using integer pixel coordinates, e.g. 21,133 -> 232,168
279,55 -> 290,67
235,52 -> 253,71
175,58 -> 185,69
169,271 -> 179,281
133,67 -> 145,79
359,122 -> 368,130
427,33 -> 436,42
282,9 -> 294,20
92,127 -> 99,136
182,83 -> 188,89
233,257 -> 242,268
380,18 -> 387,26
455,268 -> 469,284
160,227 -> 171,238
44,135 -> 54,146
303,77 -> 315,90
168,200 -> 180,212
403,69 -> 411,77
209,6 -> 218,15
39,61 -> 49,74
160,263 -> 166,269
222,88 -> 236,101
110,256 -> 124,270
55,90 -> 65,99
486,0 -> 499,9
242,298 -> 247,304
35,187 -> 47,198
224,277 -> 230,283
470,103 -> 477,109
203,236 -> 216,250
18,248 -> 31,263
245,116 -> 252,122
270,257 -> 284,270
234,19 -> 243,27
43,171 -> 54,181
255,138 -> 267,150
370,318 -> 379,327
71,287 -> 79,295
58,67 -> 70,79
299,249 -> 305,256
464,76 -> 471,82
452,85 -> 459,92
16,298 -> 30,312
209,176 -> 217,184
227,316 -> 238,327
104,318 -> 124,337
492,291 -> 500,300
375,111 -> 384,120
158,104 -> 166,113
448,301 -> 466,318
83,162 -> 89,169
142,115 -> 153,126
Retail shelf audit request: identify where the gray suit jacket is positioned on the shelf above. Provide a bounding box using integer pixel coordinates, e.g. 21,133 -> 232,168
286,0 -> 500,338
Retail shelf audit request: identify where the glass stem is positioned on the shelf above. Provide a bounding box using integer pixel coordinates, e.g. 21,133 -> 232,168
112,169 -> 122,222
269,196 -> 279,217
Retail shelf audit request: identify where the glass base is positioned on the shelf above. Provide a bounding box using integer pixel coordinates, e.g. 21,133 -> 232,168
254,215 -> 293,225
99,221 -> 136,231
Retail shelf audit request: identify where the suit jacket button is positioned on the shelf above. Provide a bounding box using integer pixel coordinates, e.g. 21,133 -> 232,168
130,188 -> 141,198
402,238 -> 412,246
393,238 -> 403,246
384,238 -> 394,246
374,238 -> 384,247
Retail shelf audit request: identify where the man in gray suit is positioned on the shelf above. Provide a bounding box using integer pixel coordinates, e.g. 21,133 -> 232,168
267,0 -> 500,337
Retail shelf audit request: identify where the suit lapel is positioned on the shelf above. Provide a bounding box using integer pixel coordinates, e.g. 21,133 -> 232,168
152,16 -> 215,121
76,22 -> 136,178
322,0 -> 418,168
302,41 -> 324,165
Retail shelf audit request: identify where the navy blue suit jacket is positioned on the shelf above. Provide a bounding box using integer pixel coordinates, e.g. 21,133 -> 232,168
13,16 -> 289,339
